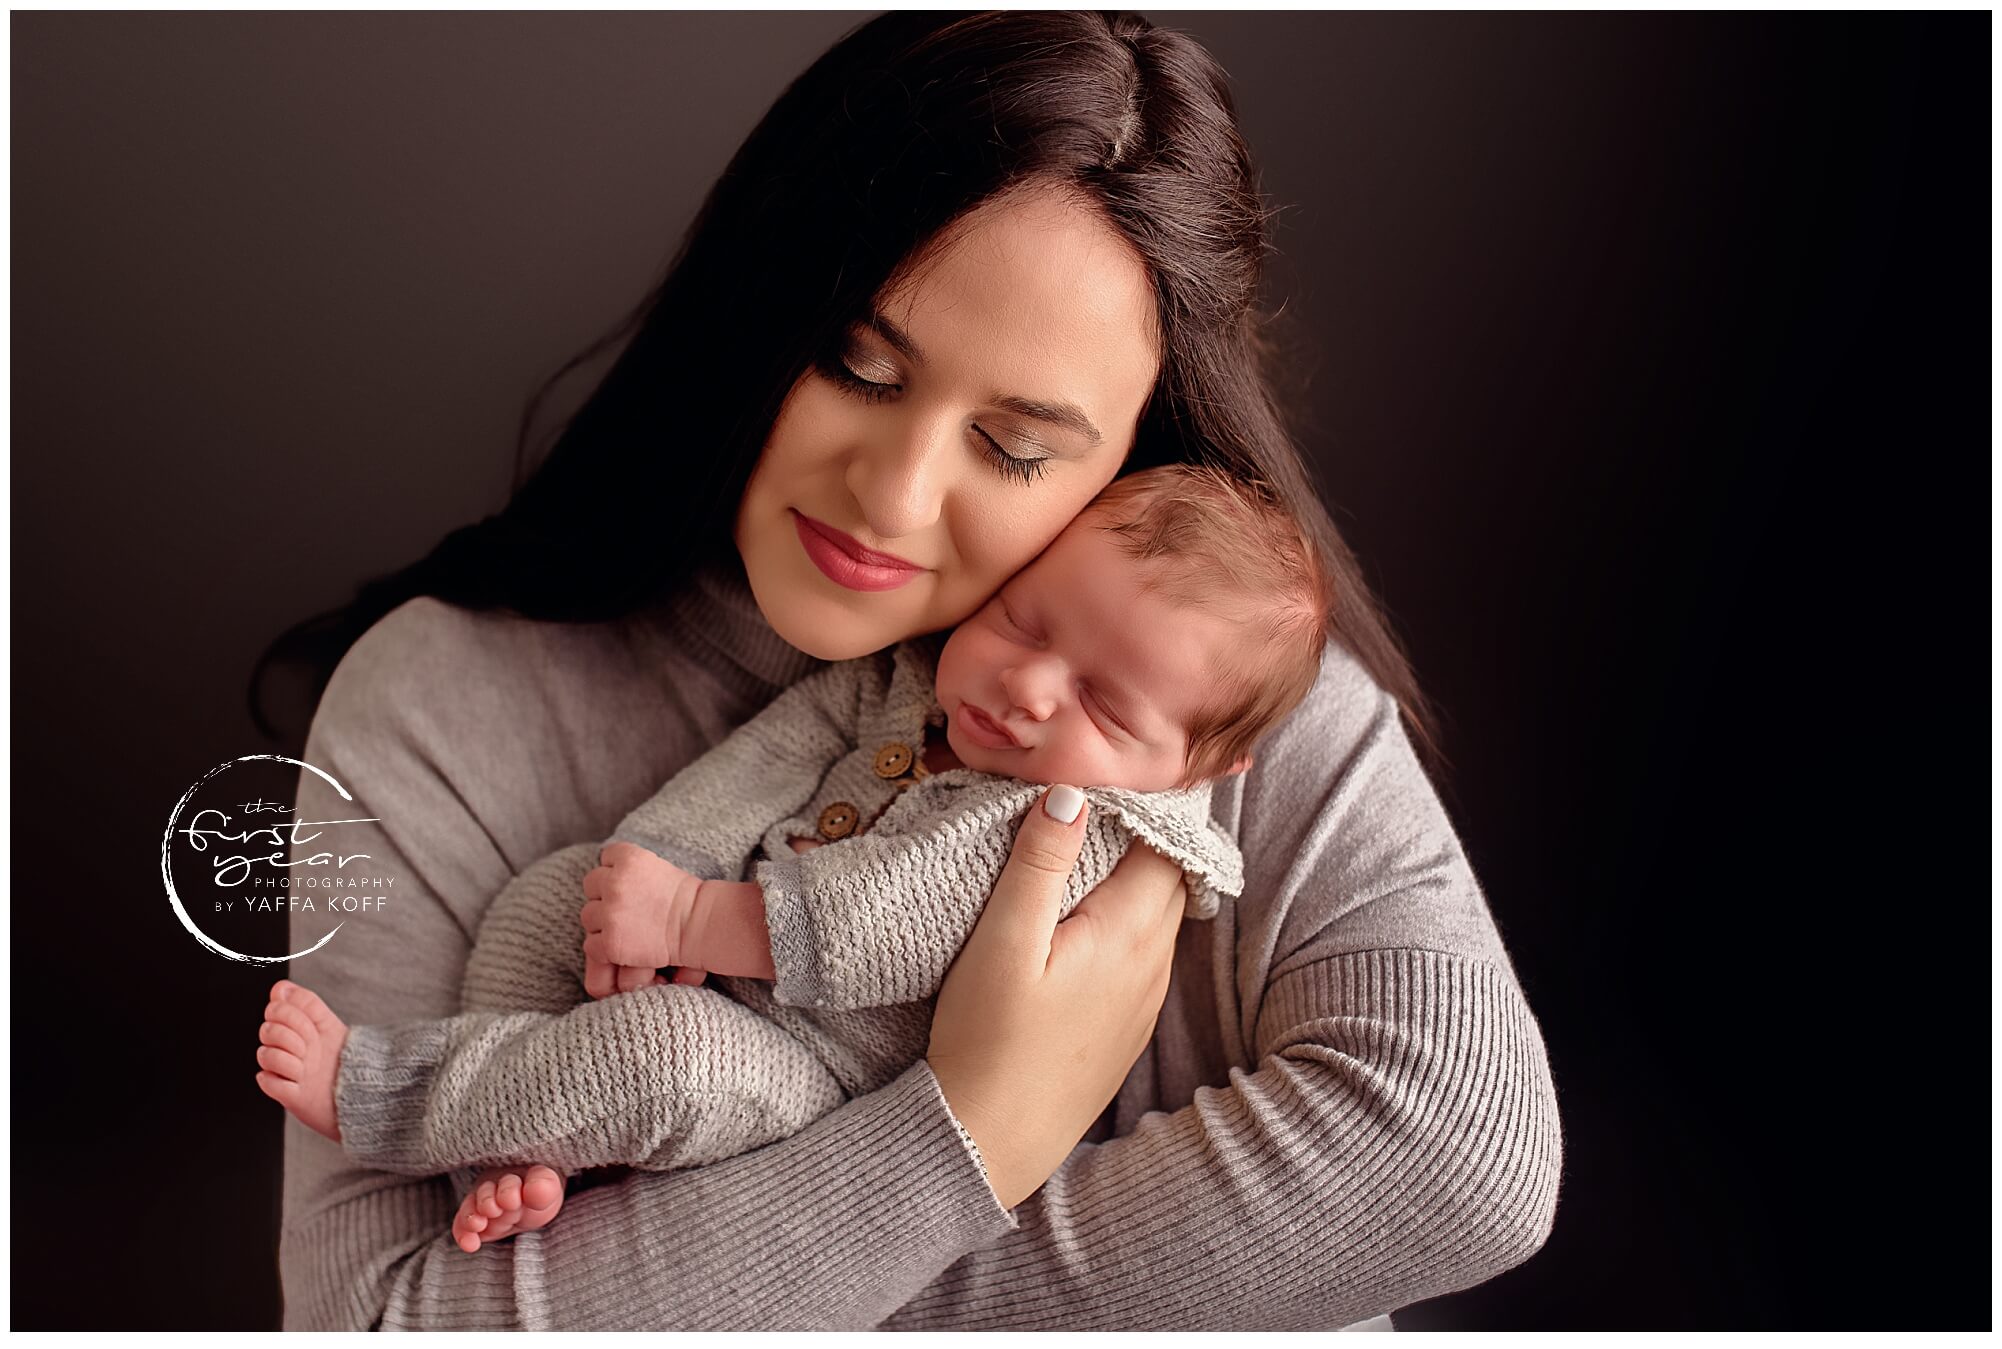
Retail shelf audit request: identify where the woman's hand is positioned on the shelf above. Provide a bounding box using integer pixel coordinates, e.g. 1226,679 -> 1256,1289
926,785 -> 1187,1212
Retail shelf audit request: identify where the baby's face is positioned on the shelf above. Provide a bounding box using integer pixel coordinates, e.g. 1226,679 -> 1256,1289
933,513 -> 1245,792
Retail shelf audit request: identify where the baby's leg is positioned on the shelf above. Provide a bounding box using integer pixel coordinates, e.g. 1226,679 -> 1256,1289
254,979 -> 571,1251
330,977 -> 847,1177
252,841 -> 607,1147
440,842 -> 611,1251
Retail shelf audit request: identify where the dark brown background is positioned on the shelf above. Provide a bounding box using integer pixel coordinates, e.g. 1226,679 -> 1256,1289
11,11 -> 1988,1329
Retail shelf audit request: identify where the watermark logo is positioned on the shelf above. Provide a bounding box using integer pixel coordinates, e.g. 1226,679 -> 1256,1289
162,755 -> 395,963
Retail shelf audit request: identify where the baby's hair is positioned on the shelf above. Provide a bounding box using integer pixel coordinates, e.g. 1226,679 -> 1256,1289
1085,463 -> 1334,786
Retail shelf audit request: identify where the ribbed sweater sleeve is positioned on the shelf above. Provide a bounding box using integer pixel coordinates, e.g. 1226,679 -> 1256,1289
880,953 -> 1557,1329
876,671 -> 1564,1330
278,601 -> 1018,1331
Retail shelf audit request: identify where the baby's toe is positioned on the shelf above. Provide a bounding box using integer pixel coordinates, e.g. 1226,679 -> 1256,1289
495,1172 -> 523,1211
520,1166 -> 563,1212
266,1000 -> 317,1043
256,1045 -> 304,1080
285,985 -> 343,1032
259,1020 -> 306,1056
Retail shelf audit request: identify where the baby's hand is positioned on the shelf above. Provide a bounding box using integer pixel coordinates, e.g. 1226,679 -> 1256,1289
580,953 -> 706,1000
580,844 -> 703,995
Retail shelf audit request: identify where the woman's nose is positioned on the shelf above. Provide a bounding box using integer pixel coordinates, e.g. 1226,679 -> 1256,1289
843,410 -> 952,541
999,660 -> 1062,722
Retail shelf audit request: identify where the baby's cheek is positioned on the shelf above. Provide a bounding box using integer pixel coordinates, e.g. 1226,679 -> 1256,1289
1033,740 -> 1094,788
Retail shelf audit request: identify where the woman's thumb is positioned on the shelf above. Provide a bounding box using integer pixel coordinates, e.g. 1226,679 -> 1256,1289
982,784 -> 1089,957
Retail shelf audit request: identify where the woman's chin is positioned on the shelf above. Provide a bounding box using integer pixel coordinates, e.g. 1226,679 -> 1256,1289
741,558 -> 905,659
762,600 -> 907,661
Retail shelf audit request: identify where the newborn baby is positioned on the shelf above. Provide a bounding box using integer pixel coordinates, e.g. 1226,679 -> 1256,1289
255,462 -> 1331,1252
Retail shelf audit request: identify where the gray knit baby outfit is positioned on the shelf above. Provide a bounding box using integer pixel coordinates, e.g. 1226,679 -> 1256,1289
333,634 -> 1243,1182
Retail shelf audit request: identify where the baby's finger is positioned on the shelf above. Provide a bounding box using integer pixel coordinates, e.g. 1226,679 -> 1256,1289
582,868 -> 607,902
578,897 -> 602,932
614,964 -> 656,994
670,966 -> 707,986
582,955 -> 617,1001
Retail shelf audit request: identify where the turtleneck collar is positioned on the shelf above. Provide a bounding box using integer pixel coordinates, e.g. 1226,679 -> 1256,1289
642,553 -> 827,697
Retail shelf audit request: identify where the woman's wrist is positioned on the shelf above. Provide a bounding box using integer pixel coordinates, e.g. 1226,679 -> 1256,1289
926,1058 -> 1033,1210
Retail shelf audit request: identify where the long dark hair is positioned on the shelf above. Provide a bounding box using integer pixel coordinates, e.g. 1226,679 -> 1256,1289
248,10 -> 1445,773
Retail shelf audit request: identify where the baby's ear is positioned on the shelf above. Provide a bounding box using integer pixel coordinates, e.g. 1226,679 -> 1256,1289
1227,754 -> 1254,777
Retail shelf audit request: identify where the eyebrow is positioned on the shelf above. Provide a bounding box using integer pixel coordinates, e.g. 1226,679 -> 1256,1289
864,311 -> 1105,447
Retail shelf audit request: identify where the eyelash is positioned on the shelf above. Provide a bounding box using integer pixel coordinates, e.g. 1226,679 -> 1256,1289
1081,684 -> 1128,738
998,598 -> 1037,642
816,352 -> 1052,485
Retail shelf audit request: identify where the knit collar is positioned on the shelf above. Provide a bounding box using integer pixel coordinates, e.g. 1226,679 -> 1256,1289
648,554 -> 827,697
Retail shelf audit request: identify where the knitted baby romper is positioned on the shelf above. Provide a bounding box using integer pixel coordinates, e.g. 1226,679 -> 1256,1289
332,636 -> 1244,1185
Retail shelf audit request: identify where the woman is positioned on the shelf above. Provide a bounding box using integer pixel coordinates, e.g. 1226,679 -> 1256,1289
255,12 -> 1561,1330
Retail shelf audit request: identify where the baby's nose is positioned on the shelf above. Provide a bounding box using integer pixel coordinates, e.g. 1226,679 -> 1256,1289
1001,666 -> 1059,721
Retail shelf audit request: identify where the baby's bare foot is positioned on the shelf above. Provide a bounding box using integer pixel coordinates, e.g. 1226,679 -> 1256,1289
452,1165 -> 567,1253
253,979 -> 349,1142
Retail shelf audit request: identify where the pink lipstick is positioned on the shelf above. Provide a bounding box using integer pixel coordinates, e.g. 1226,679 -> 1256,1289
792,510 -> 924,592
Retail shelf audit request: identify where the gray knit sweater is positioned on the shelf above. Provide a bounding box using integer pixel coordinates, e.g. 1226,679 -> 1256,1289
328,636 -> 1244,1180
280,559 -> 1563,1330
613,635 -> 1243,980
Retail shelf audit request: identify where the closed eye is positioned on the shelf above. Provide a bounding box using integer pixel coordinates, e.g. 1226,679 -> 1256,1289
1081,684 -> 1131,738
816,345 -> 1051,484
997,597 -> 1040,642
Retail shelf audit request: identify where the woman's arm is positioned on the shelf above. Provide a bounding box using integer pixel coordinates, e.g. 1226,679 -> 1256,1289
279,602 -> 1017,1329
876,673 -> 1565,1329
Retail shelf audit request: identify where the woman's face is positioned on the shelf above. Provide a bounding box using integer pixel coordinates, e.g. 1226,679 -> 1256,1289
735,186 -> 1162,659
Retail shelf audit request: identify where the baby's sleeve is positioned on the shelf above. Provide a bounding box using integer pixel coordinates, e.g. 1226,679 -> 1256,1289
606,660 -> 862,879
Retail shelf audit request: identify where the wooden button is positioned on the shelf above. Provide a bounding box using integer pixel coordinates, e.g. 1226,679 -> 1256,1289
816,802 -> 859,840
873,743 -> 914,779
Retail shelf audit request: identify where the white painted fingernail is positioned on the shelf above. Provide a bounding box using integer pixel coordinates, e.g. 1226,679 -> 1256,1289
1045,784 -> 1084,824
